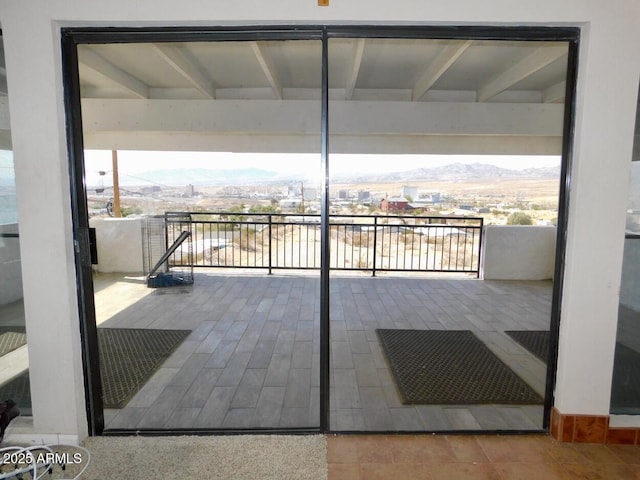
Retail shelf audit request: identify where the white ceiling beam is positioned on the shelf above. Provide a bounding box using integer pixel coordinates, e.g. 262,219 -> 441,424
345,39 -> 366,100
79,49 -> 149,99
152,44 -> 216,99
250,41 -> 283,100
477,46 -> 567,103
412,40 -> 472,101
84,131 -> 561,156
81,98 -> 564,137
543,81 -> 566,103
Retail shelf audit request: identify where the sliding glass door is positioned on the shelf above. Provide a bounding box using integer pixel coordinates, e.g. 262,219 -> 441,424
64,26 -> 577,434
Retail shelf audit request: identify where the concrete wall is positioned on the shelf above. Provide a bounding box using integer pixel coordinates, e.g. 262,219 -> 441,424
0,223 -> 22,305
482,225 -> 556,281
0,0 -> 639,440
90,217 -> 144,274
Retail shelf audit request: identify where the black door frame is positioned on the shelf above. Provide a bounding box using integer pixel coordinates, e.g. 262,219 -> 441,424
62,24 -> 579,436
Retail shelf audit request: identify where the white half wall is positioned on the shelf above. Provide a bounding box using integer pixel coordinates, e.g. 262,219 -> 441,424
482,225 -> 556,281
90,217 -> 144,273
0,224 -> 22,305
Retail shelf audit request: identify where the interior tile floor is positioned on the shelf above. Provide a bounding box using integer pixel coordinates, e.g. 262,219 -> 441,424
327,434 -> 640,480
93,271 -> 552,432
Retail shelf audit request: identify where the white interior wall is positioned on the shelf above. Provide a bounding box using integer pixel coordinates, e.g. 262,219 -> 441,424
0,0 -> 639,440
1,9 -> 88,441
554,16 -> 639,416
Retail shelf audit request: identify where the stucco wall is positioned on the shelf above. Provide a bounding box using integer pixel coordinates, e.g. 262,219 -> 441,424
1,0 -> 639,440
90,217 -> 144,273
482,225 -> 556,281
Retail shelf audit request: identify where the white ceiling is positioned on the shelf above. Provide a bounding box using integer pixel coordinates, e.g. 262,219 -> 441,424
31,37 -> 577,155
78,39 -> 568,103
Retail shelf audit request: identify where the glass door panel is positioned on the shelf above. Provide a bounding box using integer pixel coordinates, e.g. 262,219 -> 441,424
0,33 -> 31,419
327,36 -> 568,431
78,38 -> 322,431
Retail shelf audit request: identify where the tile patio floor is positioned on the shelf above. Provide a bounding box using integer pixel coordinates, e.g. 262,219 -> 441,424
94,270 -> 552,432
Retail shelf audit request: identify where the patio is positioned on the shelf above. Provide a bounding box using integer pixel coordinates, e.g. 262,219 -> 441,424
93,270 -> 552,432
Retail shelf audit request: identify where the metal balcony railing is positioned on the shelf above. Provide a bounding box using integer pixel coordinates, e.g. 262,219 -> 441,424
163,212 -> 483,277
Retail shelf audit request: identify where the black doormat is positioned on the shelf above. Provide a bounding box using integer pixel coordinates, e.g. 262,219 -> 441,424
505,330 -> 550,363
610,342 -> 640,414
98,328 -> 191,408
0,328 -> 191,410
0,327 -> 27,357
376,329 -> 543,405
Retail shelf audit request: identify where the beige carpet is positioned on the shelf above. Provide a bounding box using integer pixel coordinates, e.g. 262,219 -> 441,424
18,435 -> 327,479
76,435 -> 327,479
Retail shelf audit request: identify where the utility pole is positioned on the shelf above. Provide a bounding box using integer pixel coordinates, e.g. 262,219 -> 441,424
112,150 -> 121,217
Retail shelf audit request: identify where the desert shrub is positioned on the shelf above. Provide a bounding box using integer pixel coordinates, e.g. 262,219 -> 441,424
345,231 -> 372,248
506,212 -> 533,225
248,204 -> 280,214
355,258 -> 370,269
238,227 -> 257,252
120,206 -> 142,217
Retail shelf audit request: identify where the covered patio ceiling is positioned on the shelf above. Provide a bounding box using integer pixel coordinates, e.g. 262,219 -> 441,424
0,36 -> 570,156
77,37 -> 569,156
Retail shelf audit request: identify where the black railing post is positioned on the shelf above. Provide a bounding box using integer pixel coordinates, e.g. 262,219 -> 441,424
372,216 -> 378,277
476,218 -> 484,278
268,214 -> 273,275
164,212 -> 170,271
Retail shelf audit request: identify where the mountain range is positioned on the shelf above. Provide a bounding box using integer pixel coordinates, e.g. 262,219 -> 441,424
0,163 -> 562,188
332,162 -> 561,184
113,167 -> 279,186
107,162 -> 561,186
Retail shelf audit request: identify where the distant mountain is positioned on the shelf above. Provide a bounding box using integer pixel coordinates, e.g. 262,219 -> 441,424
115,167 -> 280,186
90,162 -> 561,187
334,162 -> 560,183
